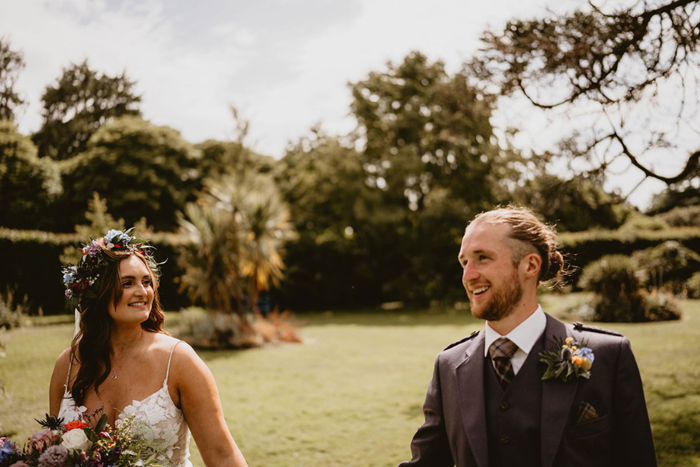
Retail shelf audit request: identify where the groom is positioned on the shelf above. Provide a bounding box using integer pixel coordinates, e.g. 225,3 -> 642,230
399,207 -> 657,467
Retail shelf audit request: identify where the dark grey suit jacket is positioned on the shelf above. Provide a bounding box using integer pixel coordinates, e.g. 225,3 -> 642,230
399,314 -> 657,467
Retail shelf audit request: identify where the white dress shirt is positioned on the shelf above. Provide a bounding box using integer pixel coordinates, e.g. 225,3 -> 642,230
483,305 -> 546,375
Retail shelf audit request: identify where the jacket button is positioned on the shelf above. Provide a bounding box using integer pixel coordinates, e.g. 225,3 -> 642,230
500,402 -> 509,410
500,435 -> 510,444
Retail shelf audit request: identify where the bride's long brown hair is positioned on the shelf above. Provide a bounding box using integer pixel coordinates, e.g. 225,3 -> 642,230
69,249 -> 167,406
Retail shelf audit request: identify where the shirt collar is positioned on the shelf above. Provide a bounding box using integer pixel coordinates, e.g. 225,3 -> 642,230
483,305 -> 546,357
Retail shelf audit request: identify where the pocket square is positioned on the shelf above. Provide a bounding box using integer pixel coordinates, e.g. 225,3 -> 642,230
575,401 -> 599,424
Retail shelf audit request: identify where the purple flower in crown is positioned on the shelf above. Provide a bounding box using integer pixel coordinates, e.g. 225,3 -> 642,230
88,240 -> 101,257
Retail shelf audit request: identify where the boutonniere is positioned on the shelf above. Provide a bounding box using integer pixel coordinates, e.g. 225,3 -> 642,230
540,336 -> 595,383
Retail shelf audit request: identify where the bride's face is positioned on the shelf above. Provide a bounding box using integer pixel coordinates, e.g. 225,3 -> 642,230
108,255 -> 154,326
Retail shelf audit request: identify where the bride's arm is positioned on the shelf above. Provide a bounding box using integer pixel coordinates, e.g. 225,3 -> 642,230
49,348 -> 72,416
172,343 -> 248,467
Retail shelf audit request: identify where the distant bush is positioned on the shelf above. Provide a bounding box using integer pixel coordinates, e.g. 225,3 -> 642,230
579,255 -> 646,322
658,206 -> 700,228
643,292 -> 682,321
0,288 -> 30,329
619,213 -> 669,231
558,227 -> 700,288
631,241 -> 700,293
686,272 -> 700,299
579,254 -> 681,322
173,307 -> 302,349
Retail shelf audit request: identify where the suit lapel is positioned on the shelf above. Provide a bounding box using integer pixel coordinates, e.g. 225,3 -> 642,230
540,315 -> 578,467
455,332 -> 488,467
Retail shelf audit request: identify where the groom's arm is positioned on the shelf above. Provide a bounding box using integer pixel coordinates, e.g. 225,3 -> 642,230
399,355 -> 454,467
611,337 -> 657,466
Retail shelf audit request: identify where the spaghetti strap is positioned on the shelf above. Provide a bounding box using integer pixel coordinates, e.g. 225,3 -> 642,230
65,354 -> 74,388
164,340 -> 183,385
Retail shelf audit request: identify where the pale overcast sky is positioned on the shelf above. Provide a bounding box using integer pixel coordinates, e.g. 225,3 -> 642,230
1,0 -> 679,208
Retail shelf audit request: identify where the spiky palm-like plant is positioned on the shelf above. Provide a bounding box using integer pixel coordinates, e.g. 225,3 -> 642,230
209,173 -> 296,312
177,200 -> 243,315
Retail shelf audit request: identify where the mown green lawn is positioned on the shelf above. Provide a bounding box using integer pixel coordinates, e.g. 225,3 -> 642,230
1,294 -> 699,466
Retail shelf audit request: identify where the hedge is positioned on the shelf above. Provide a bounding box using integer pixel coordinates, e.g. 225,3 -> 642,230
558,227 -> 700,288
0,228 -> 190,315
2,226 -> 699,314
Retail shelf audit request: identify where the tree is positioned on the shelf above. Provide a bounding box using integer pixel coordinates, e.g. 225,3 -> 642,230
32,60 -> 141,160
0,121 -> 62,229
470,0 -> 700,199
277,130 -> 389,308
513,173 -> 626,232
196,139 -> 277,182
60,116 -> 201,231
0,38 -> 25,122
350,51 -> 513,214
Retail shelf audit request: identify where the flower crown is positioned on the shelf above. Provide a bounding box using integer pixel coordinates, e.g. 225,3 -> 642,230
62,229 -> 158,306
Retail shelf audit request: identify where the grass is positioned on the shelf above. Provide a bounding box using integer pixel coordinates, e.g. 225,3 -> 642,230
1,294 -> 699,466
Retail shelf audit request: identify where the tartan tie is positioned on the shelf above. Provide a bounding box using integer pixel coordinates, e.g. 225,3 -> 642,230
488,337 -> 518,389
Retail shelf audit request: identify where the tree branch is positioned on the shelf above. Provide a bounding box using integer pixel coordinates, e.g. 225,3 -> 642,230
612,131 -> 700,183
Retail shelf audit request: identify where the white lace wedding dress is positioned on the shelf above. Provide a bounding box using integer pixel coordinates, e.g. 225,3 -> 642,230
58,341 -> 192,467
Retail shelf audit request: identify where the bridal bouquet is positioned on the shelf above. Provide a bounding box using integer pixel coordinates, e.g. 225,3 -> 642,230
0,414 -> 166,467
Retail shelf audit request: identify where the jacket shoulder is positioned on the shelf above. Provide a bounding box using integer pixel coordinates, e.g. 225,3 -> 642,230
572,322 -> 623,337
443,330 -> 480,351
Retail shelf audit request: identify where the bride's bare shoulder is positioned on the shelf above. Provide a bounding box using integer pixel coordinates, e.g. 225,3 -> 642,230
53,347 -> 73,370
150,333 -> 193,359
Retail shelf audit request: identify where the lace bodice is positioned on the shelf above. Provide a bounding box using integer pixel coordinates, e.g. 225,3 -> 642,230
58,341 -> 192,467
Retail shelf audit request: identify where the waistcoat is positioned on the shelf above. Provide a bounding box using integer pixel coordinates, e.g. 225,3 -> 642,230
484,334 -> 546,467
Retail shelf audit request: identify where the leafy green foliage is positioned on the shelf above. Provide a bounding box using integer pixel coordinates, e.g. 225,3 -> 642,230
177,172 -> 295,318
686,272 -> 700,298
0,287 -> 29,330
0,38 -> 25,122
60,116 -> 201,231
631,240 -> 700,292
277,131 -> 388,308
196,139 -> 276,182
579,253 -> 683,322
657,205 -> 700,228
579,254 -> 647,322
350,51 -> 509,213
32,60 -> 141,160
0,121 -> 62,230
648,186 -> 700,215
513,174 -> 625,232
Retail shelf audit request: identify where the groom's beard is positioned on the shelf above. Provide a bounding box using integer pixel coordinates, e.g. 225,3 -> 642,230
470,270 -> 523,322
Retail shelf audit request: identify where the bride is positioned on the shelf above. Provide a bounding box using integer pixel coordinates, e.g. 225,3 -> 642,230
48,230 -> 248,467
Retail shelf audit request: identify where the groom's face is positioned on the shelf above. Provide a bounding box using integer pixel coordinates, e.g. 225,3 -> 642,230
458,222 -> 525,322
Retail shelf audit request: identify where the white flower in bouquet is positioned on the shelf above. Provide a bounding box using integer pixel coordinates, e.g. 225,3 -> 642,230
60,429 -> 92,452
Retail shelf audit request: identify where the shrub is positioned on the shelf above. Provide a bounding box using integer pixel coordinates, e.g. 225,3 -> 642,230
579,255 -> 646,322
172,307 -> 302,349
0,288 -> 30,330
642,291 -> 682,321
619,212 -> 669,232
658,205 -> 700,228
686,272 -> 700,299
580,254 -> 683,322
631,241 -> 700,293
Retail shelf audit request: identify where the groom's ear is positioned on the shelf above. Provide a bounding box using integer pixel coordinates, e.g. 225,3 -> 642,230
522,253 -> 541,278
